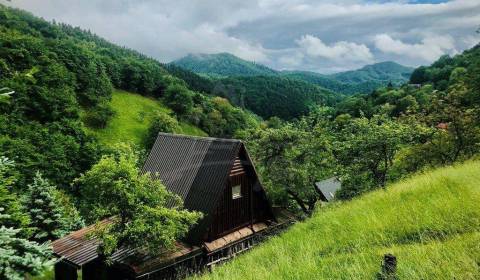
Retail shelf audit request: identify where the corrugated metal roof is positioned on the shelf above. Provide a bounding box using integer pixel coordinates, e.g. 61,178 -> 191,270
52,219 -> 201,274
51,219 -> 111,267
142,133 -> 242,243
315,177 -> 342,202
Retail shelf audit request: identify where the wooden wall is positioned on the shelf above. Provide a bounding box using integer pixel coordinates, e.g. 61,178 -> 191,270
206,149 -> 271,241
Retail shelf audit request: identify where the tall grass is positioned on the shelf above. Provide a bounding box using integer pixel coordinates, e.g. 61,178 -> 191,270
195,161 -> 480,280
86,90 -> 207,146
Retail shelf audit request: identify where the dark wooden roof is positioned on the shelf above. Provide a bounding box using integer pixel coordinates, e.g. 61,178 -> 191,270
315,177 -> 342,202
142,133 -> 254,243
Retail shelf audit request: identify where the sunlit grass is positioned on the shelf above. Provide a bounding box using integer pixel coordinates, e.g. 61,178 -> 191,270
85,90 -> 207,147
194,161 -> 480,280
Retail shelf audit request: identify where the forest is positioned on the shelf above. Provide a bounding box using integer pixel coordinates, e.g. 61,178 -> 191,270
0,3 -> 479,279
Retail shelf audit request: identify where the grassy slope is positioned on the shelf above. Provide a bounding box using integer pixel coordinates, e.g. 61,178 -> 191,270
87,90 -> 207,146
195,161 -> 480,280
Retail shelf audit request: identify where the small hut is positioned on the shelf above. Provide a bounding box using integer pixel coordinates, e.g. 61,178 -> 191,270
53,133 -> 288,280
314,177 -> 342,202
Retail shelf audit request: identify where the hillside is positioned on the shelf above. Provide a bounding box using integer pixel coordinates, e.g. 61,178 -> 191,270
85,90 -> 207,147
172,53 -> 413,95
331,61 -> 413,85
171,53 -> 277,77
216,76 -> 338,119
283,61 -> 413,94
194,161 -> 480,280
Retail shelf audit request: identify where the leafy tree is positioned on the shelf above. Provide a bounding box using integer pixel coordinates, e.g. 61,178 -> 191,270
245,124 -> 335,214
163,84 -> 194,116
74,145 -> 202,259
23,172 -> 80,242
144,112 -> 180,149
0,226 -> 54,280
334,116 -> 415,199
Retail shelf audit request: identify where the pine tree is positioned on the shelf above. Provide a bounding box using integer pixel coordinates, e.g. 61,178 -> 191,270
23,172 -> 74,242
0,226 -> 53,280
0,157 -> 30,234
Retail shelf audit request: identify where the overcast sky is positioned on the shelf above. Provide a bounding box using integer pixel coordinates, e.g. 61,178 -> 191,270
5,0 -> 480,73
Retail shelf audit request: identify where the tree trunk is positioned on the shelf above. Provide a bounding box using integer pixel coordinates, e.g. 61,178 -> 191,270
286,190 -> 310,214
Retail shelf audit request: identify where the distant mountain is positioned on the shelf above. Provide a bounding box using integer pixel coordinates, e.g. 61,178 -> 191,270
172,53 -> 414,95
283,62 -> 414,94
171,53 -> 276,77
330,61 -> 414,85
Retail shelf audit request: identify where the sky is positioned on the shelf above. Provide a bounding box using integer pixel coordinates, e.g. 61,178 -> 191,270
5,0 -> 480,73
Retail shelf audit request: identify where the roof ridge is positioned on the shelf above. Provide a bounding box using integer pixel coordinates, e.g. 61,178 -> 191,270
156,132 -> 242,143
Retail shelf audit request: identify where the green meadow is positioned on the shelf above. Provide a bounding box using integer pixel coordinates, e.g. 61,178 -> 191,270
85,90 -> 207,147
194,161 -> 480,280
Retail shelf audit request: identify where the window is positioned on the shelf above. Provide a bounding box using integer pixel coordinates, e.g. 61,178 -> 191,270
232,184 -> 241,199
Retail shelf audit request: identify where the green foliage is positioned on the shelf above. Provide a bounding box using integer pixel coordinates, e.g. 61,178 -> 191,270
145,112 -> 180,149
242,123 -> 335,214
216,76 -> 337,120
409,45 -> 480,89
83,99 -> 115,129
163,84 -> 194,116
165,64 -> 215,94
193,161 -> 480,280
0,226 -> 54,280
0,157 -> 30,233
23,172 -> 83,242
333,116 -> 418,199
74,145 -> 202,258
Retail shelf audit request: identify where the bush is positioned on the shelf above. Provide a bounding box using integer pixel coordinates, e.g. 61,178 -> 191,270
144,112 -> 180,149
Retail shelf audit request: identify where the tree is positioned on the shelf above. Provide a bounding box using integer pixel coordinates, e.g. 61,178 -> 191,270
0,226 -> 54,280
0,157 -> 30,234
74,145 -> 202,259
246,123 -> 335,214
163,84 -> 194,116
334,115 -> 414,199
144,112 -> 179,149
23,172 -> 81,242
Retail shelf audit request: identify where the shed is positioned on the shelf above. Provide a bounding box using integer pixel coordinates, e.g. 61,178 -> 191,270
53,133 -> 280,280
315,177 -> 342,202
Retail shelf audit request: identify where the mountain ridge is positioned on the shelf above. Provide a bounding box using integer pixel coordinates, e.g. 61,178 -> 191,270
171,53 -> 414,94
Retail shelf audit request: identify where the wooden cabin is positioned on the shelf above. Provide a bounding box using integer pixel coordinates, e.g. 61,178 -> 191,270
53,133 -> 288,280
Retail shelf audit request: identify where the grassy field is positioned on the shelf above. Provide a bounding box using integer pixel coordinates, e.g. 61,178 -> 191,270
193,161 -> 480,280
86,90 -> 207,147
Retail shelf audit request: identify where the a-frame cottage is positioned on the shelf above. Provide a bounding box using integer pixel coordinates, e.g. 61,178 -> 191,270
53,133 -> 288,280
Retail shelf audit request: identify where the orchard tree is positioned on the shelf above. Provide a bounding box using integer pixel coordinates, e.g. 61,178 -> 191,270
247,123 -> 335,214
334,115 -> 414,199
74,145 -> 202,259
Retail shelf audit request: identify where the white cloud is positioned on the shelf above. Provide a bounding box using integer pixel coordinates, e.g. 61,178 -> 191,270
296,35 -> 373,62
278,51 -> 304,68
374,34 -> 457,62
6,0 -> 480,72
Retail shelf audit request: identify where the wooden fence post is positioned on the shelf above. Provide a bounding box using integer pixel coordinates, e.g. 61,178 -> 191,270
376,253 -> 398,280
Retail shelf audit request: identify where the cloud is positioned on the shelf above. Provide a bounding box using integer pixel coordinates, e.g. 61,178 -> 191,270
5,0 -> 480,73
374,34 -> 457,62
296,35 -> 373,63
